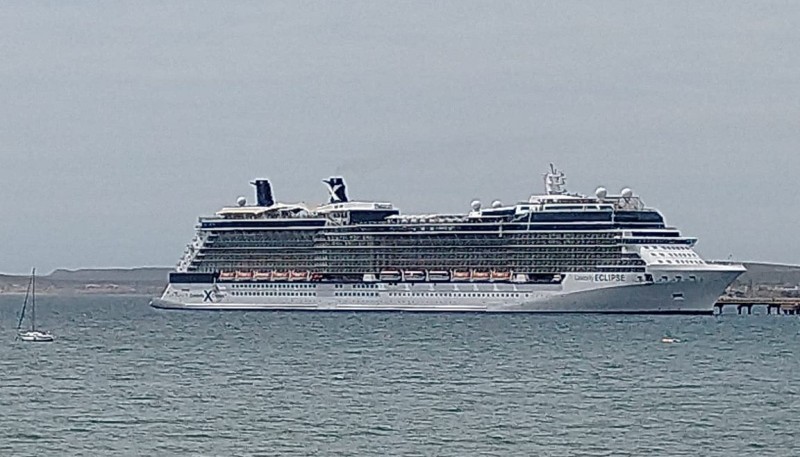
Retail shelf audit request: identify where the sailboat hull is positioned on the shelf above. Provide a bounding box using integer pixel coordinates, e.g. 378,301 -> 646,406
19,331 -> 54,342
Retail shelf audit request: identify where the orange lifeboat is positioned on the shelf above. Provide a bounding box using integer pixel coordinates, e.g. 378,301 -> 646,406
290,270 -> 309,281
272,271 -> 289,281
235,270 -> 253,281
452,270 -> 471,281
490,270 -> 512,281
253,270 -> 272,281
219,271 -> 235,281
471,270 -> 490,281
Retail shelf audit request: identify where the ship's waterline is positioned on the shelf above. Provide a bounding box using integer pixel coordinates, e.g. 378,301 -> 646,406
154,165 -> 744,313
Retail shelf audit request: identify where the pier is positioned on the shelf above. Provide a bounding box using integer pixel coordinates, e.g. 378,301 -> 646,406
714,297 -> 800,315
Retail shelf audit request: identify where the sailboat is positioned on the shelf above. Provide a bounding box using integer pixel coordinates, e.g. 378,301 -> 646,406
17,268 -> 54,342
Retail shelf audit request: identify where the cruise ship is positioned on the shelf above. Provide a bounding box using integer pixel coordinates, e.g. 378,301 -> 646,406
151,165 -> 745,314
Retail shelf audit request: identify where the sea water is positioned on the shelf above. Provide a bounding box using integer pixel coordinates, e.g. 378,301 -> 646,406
1,295 -> 798,456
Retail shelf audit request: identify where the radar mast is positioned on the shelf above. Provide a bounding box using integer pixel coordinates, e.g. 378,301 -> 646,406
544,163 -> 567,195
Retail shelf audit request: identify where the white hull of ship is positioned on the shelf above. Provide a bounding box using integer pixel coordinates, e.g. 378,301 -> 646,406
152,267 -> 743,315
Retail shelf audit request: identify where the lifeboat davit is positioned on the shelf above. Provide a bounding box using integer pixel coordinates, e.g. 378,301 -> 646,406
379,269 -> 402,281
403,270 -> 426,282
428,270 -> 451,282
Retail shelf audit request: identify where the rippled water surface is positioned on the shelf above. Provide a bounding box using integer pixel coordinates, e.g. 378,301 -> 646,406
1,295 -> 799,456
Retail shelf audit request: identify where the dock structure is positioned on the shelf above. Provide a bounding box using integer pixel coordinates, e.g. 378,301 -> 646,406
714,297 -> 800,315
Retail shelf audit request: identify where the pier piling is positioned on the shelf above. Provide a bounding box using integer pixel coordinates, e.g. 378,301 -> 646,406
715,298 -> 800,315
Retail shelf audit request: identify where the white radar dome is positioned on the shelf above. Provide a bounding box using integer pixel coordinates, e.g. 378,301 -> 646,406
621,188 -> 633,199
471,200 -> 481,211
492,200 -> 502,208
595,187 -> 608,200
236,196 -> 247,207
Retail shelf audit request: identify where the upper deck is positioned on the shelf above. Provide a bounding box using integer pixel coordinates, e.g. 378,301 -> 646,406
197,165 -> 675,237
174,165 -> 709,275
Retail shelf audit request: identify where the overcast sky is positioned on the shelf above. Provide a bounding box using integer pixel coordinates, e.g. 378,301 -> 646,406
1,1 -> 799,274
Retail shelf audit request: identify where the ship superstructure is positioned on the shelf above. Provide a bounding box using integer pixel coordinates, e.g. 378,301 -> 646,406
152,165 -> 744,313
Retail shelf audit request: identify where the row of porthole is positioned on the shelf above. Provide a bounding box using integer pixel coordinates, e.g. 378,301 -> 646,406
231,292 -> 315,297
334,284 -> 379,289
225,291 -> 535,298
658,275 -> 700,282
231,284 -> 315,289
652,252 -> 697,258
653,259 -> 704,265
388,292 -> 528,298
334,292 -> 379,297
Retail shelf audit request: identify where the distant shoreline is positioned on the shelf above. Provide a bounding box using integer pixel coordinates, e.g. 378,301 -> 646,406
0,267 -> 169,297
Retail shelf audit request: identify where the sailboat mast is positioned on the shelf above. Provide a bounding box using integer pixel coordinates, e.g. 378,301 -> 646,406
31,268 -> 36,331
16,271 -> 33,331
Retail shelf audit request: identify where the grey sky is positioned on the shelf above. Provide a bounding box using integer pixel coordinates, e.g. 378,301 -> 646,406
2,1 -> 799,274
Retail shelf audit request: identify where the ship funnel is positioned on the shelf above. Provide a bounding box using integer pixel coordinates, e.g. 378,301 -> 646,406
323,177 -> 348,203
250,179 -> 275,207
